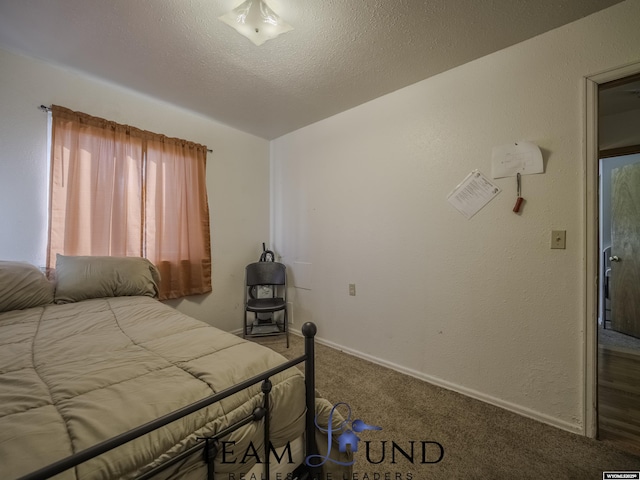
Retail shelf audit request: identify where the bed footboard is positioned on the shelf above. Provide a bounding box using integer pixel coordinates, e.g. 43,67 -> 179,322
18,323 -> 320,480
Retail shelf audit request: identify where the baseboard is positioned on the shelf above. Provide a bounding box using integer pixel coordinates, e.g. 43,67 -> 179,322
289,328 -> 583,436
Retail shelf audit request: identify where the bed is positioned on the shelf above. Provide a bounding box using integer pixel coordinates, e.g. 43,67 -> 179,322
0,256 -> 350,480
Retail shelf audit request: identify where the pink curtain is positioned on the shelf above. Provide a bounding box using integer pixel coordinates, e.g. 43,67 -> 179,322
48,105 -> 212,299
144,134 -> 212,299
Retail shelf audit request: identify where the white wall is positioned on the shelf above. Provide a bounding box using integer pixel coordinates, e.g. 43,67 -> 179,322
0,47 -> 270,331
271,0 -> 640,433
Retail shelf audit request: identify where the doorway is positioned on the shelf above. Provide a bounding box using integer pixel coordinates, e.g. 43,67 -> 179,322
594,72 -> 640,455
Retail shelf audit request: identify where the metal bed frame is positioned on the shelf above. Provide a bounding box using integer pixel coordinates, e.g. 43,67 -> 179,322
18,323 -> 320,480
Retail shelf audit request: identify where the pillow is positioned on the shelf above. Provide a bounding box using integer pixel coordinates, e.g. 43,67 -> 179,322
54,255 -> 160,304
0,261 -> 55,312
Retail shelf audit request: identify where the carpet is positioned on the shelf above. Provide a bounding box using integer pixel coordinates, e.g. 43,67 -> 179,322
251,334 -> 640,479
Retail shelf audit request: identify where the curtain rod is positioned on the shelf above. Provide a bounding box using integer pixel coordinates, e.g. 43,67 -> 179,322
38,105 -> 212,153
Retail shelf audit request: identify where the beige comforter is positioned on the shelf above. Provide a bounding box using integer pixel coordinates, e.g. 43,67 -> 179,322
0,296 -> 316,479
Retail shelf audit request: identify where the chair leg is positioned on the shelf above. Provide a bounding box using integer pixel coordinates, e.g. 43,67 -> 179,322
285,309 -> 289,348
243,311 -> 247,339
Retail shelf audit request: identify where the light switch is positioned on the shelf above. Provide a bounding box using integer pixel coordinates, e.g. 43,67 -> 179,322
551,230 -> 566,249
349,283 -> 356,296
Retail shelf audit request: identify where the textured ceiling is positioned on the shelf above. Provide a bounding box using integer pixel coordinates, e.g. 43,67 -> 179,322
0,0 -> 626,139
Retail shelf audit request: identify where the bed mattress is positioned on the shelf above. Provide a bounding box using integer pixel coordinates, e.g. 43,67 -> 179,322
0,296 -> 309,479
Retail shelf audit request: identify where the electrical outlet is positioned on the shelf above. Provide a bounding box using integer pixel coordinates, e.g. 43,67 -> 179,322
551,230 -> 566,249
349,283 -> 356,296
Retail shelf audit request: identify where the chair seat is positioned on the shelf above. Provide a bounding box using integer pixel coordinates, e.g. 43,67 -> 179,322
247,297 -> 286,312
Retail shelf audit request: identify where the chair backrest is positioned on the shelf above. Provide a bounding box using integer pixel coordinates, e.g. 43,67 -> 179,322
245,262 -> 286,286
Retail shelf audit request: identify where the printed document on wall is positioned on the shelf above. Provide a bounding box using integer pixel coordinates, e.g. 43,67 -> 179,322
447,170 -> 501,219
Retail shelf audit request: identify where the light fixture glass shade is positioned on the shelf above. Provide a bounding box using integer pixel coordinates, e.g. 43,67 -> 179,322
219,0 -> 293,46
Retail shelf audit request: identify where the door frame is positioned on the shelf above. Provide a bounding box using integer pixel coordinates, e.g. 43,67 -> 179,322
584,62 -> 640,438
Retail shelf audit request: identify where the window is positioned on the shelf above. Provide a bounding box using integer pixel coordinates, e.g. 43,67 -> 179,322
47,105 -> 211,300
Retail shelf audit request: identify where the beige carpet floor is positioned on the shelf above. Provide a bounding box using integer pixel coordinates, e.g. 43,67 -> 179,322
250,333 -> 640,479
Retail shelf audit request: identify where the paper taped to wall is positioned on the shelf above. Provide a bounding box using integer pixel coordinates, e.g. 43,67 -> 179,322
491,141 -> 543,178
447,170 -> 501,219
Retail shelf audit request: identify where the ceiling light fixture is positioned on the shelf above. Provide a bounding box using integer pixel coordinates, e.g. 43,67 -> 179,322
219,0 -> 293,46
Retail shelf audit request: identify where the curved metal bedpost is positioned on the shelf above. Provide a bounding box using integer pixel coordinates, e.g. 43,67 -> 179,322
302,322 -> 320,478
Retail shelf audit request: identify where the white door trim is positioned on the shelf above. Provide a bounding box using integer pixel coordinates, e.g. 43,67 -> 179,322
584,61 -> 640,438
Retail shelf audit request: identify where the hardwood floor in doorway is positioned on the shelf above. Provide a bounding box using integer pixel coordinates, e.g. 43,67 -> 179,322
598,343 -> 640,456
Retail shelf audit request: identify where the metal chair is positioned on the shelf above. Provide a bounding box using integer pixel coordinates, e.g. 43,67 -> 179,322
243,262 -> 289,347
